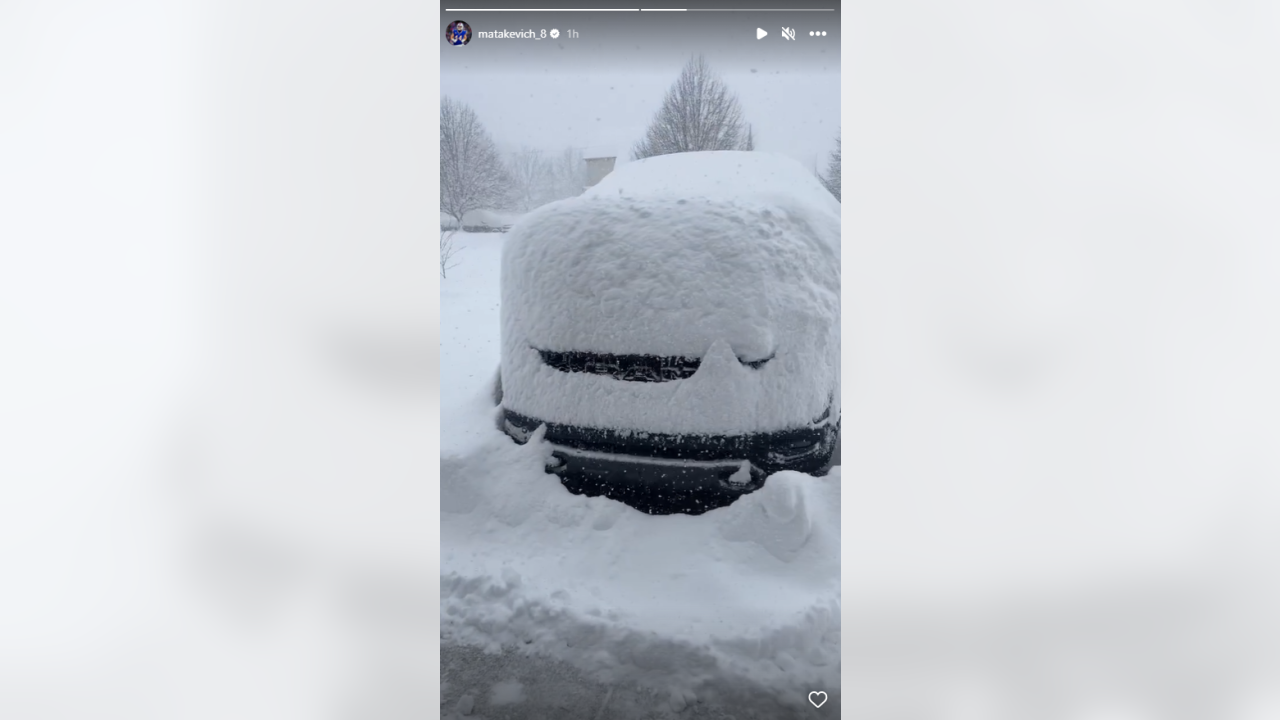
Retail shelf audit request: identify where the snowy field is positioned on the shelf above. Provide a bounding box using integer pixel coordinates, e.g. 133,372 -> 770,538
440,231 -> 841,718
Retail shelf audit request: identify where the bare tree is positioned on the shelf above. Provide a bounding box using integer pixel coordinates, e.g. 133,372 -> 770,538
555,146 -> 586,197
742,124 -> 754,151
633,55 -> 749,160
441,96 -> 509,228
440,229 -> 460,279
821,135 -> 840,201
506,148 -> 555,212
549,146 -> 587,200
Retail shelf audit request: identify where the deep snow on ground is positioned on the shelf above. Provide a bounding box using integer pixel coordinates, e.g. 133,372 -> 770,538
441,232 -> 506,456
440,231 -> 841,717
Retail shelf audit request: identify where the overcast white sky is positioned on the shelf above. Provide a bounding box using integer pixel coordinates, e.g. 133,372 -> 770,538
440,69 -> 839,173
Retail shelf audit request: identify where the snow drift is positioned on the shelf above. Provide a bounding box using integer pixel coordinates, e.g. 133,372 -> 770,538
441,423 -> 840,715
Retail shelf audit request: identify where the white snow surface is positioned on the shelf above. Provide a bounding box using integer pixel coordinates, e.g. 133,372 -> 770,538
587,151 -> 841,239
500,151 -> 840,435
441,231 -> 841,715
441,428 -> 841,713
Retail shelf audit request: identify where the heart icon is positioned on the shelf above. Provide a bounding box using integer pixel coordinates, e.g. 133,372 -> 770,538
808,690 -> 827,708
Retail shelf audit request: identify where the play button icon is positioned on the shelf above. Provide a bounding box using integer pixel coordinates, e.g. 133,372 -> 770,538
756,27 -> 767,39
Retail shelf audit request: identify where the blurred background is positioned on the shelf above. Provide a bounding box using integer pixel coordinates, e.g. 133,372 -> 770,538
846,1 -> 1280,718
1,1 -> 436,718
3,0 -> 1280,718
0,0 -> 199,676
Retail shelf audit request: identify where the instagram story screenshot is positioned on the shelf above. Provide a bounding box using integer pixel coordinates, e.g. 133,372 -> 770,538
10,1 -> 1280,719
439,1 -> 841,717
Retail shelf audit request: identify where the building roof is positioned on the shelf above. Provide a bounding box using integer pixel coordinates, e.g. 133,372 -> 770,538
582,146 -> 622,161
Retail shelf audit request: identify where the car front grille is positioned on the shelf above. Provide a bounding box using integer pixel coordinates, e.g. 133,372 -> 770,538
538,349 -> 773,382
539,350 -> 701,383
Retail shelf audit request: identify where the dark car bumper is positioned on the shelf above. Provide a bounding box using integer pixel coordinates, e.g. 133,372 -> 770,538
501,408 -> 838,515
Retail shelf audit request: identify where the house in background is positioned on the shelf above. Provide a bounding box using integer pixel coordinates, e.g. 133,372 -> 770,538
581,134 -> 639,189
581,134 -> 640,189
583,149 -> 617,188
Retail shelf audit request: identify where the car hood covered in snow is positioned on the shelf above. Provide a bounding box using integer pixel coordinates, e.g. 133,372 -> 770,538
501,151 -> 840,436
585,150 -> 841,242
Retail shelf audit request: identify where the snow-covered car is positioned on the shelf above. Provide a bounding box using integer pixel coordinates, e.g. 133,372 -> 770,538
498,151 -> 840,514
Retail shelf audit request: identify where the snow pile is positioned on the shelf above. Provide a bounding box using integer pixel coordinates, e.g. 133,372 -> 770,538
441,422 -> 840,714
500,151 -> 840,435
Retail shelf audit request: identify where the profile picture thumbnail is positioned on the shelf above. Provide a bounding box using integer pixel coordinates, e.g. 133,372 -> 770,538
447,20 -> 472,46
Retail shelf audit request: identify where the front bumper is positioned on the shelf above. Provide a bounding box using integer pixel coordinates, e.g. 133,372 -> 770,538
501,408 -> 838,515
